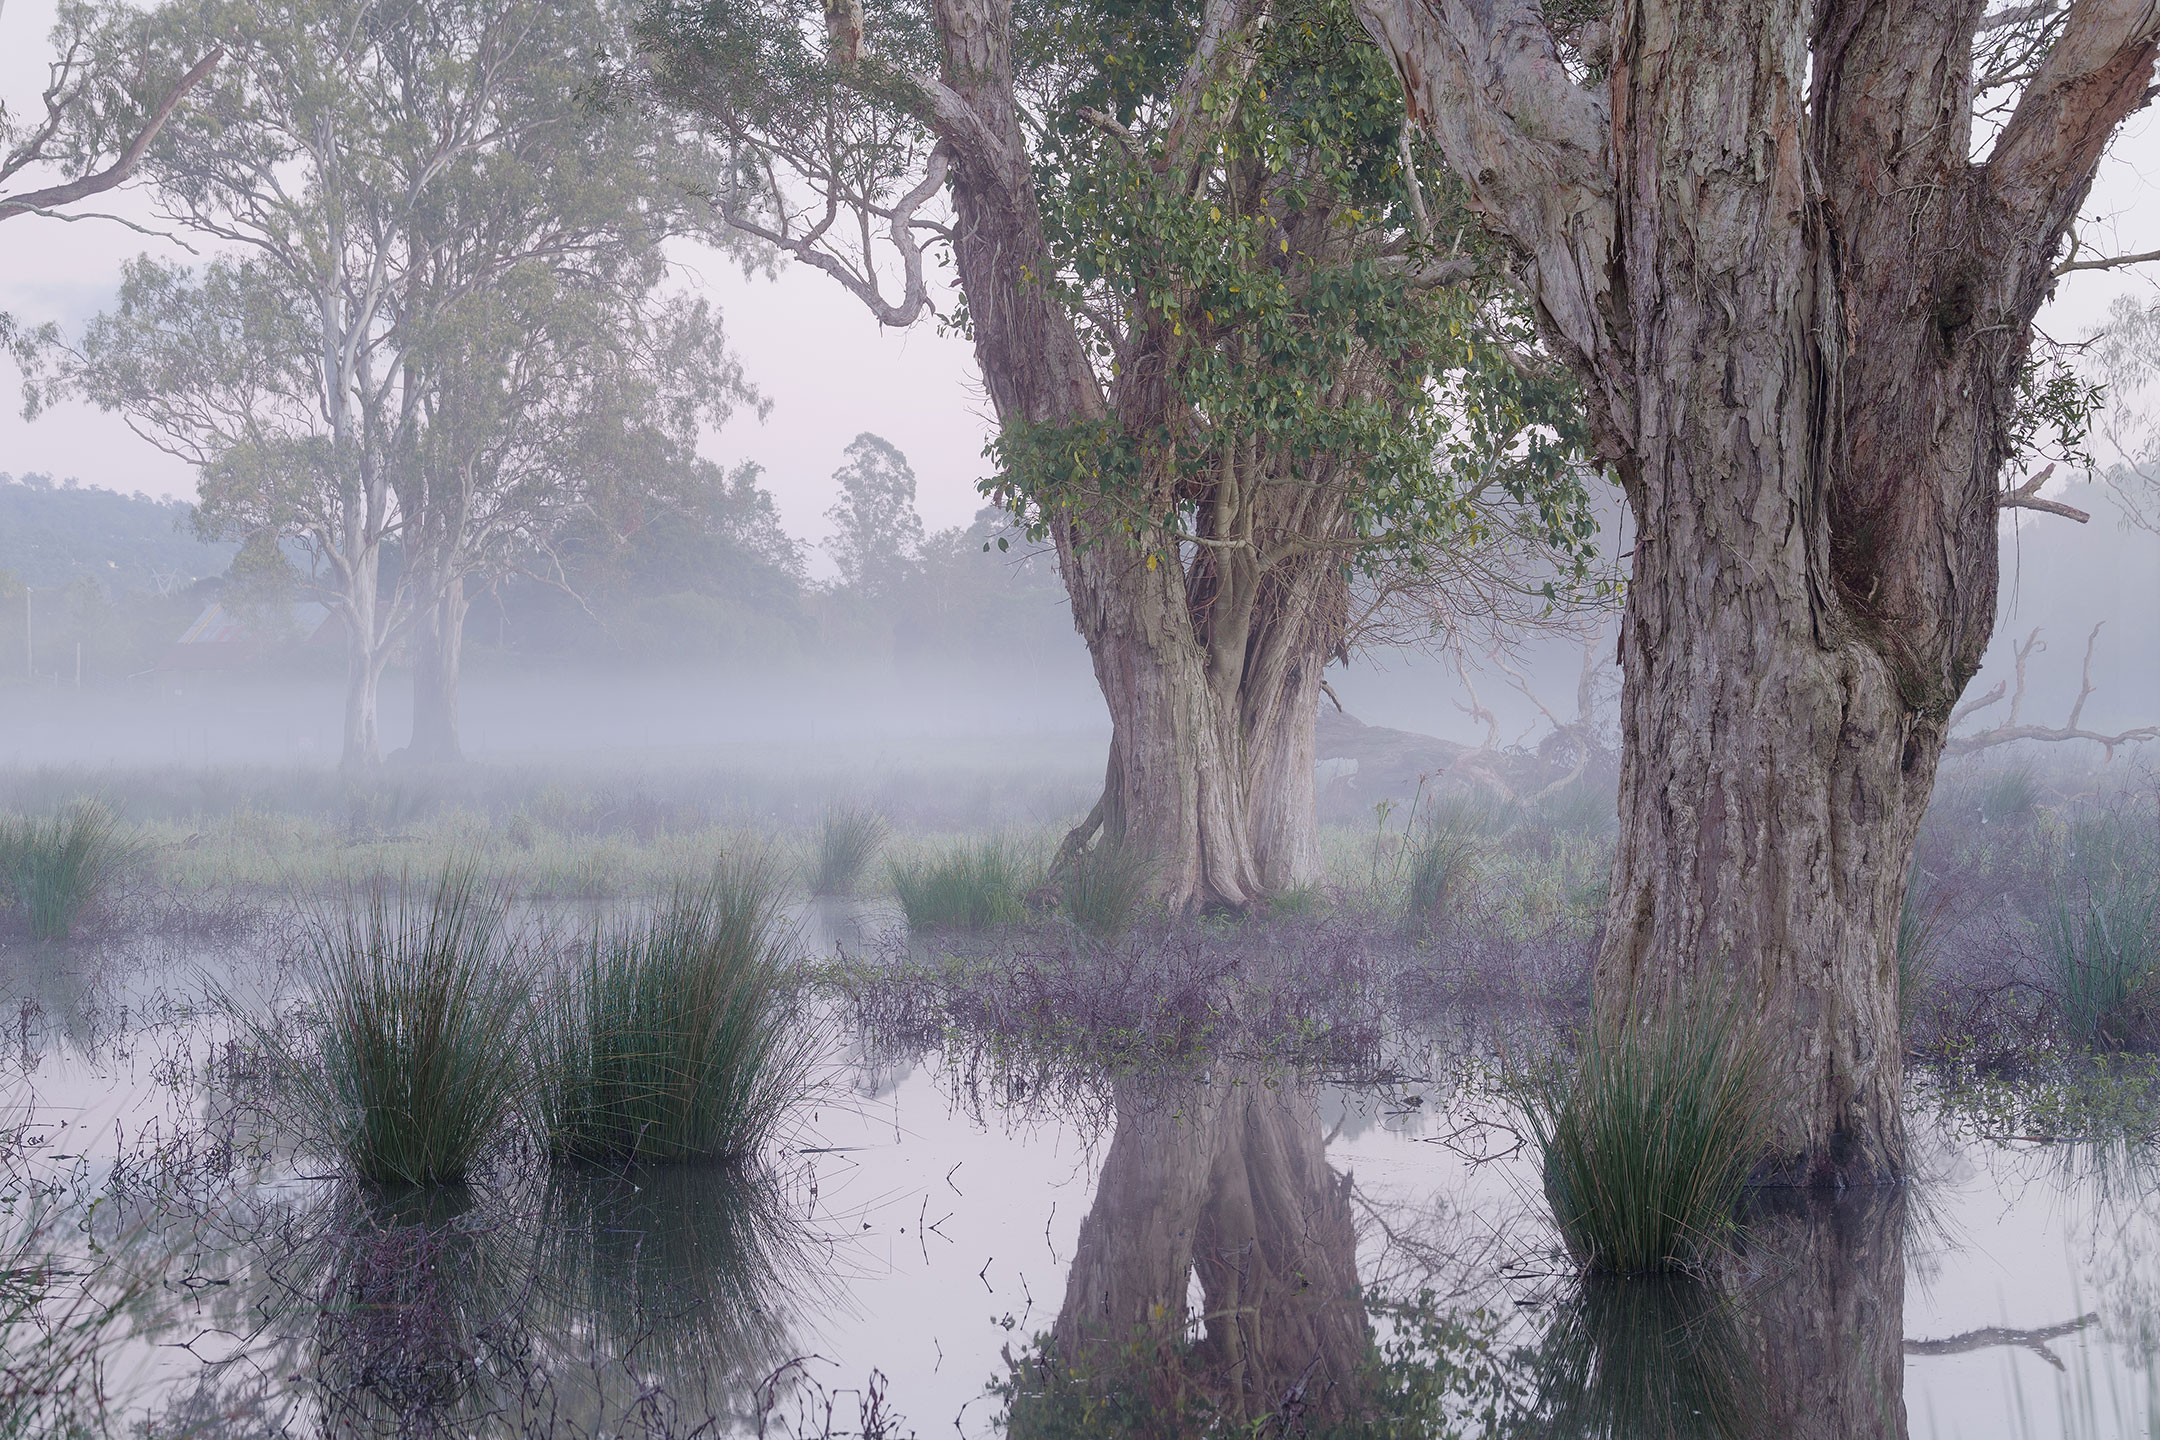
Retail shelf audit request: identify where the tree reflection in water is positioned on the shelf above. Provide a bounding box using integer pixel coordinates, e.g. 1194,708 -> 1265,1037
1009,1069 -> 1913,1440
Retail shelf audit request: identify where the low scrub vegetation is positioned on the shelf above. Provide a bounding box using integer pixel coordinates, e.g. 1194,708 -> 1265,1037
1521,1001 -> 1776,1274
891,839 -> 1036,929
536,857 -> 813,1164
0,799 -> 135,940
283,866 -> 532,1187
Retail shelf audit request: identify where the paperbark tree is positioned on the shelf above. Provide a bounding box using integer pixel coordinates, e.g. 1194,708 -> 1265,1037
1349,0 -> 2160,1181
639,0 -> 1603,910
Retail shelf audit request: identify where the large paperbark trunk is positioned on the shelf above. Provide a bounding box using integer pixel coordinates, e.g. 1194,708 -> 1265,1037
1352,0 -> 2160,1182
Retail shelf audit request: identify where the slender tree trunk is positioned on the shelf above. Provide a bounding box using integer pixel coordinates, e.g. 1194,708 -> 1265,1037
408,575 -> 467,765
341,647 -> 384,773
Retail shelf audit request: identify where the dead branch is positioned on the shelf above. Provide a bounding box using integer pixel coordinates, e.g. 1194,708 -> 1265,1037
1999,464 -> 2091,523
1906,1312 -> 2097,1372
1947,622 -> 2158,758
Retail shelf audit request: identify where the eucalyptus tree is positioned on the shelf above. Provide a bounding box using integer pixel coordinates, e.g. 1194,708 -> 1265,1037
46,0 -> 745,769
641,0 -> 1601,909
1347,0 -> 2160,1181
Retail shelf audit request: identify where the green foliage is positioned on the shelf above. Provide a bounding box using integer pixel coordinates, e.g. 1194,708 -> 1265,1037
1401,798 -> 1490,932
811,807 -> 888,895
536,858 -> 812,1163
0,799 -> 136,940
1059,843 -> 1154,938
1521,1002 -> 1777,1274
1980,762 -> 2043,827
1896,863 -> 1947,1034
285,865 -> 532,1186
891,839 -> 1037,929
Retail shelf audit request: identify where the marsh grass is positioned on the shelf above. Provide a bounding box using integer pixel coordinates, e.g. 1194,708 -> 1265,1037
1060,844 -> 1154,939
0,799 -> 137,941
536,858 -> 813,1164
1526,1274 -> 1762,1440
891,839 -> 1036,929
1521,1000 -> 1777,1274
1401,796 -> 1501,932
2046,883 -> 2158,1048
1980,762 -> 2042,827
1897,864 -> 1949,1033
285,865 -> 532,1187
811,808 -> 888,895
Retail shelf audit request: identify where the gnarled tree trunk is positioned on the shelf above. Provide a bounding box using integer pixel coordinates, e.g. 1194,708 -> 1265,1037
1352,0 -> 2160,1182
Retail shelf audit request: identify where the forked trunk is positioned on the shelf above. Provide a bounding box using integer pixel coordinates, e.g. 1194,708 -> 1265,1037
408,576 -> 468,765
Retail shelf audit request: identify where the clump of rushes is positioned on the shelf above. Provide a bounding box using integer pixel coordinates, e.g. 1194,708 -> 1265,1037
1896,862 -> 1947,1034
1521,999 -> 1776,1273
890,839 -> 1033,929
1059,843 -> 1153,939
292,866 -> 531,1187
538,858 -> 811,1164
2047,882 -> 2159,1049
0,799 -> 136,941
811,807 -> 887,895
1402,799 -> 1491,932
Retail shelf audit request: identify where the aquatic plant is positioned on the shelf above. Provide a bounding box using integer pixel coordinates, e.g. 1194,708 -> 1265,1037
1401,798 -> 1492,931
1521,1000 -> 1776,1274
1979,761 -> 2042,827
536,858 -> 813,1163
288,865 -> 532,1187
1524,1274 -> 1760,1440
0,799 -> 135,941
2046,882 -> 2158,1049
811,807 -> 888,895
1060,843 -> 1153,939
1896,863 -> 1948,1033
890,839 -> 1034,929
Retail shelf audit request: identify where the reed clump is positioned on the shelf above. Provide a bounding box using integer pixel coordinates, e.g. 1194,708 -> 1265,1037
1059,843 -> 1153,939
2047,884 -> 2158,1049
1521,1000 -> 1776,1274
810,807 -> 887,895
536,858 -> 812,1164
289,866 -> 532,1187
891,839 -> 1034,929
1400,796 -> 1497,932
0,799 -> 135,941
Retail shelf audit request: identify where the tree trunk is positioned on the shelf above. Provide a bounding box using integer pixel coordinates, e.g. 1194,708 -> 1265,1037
341,647 -> 384,773
408,575 -> 467,765
1352,0 -> 2160,1184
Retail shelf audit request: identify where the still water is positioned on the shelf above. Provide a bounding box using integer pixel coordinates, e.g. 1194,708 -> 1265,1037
5,921 -> 2156,1438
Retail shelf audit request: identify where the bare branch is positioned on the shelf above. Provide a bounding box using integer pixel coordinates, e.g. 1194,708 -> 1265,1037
2055,243 -> 2160,274
1948,622 -> 2158,757
1999,463 -> 2092,522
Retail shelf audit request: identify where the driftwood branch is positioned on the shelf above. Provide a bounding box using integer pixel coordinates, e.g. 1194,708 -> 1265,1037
1999,464 -> 2092,522
1947,622 -> 2158,758
1906,1312 -> 2098,1372
0,48 -> 224,223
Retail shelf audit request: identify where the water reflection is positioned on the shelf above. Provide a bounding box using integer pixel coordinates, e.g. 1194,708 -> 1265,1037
203,1162 -> 822,1436
1032,1070 -> 1367,1429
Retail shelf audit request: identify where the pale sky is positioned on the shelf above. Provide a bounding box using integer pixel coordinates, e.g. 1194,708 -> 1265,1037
2,0 -> 2154,575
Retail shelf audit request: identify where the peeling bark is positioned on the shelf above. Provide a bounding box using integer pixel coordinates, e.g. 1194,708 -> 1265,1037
1352,0 -> 2160,1182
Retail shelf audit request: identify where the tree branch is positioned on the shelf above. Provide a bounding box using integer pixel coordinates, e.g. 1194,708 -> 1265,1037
2055,242 -> 2160,274
0,48 -> 225,223
1948,622 -> 2157,756
1999,463 -> 2092,521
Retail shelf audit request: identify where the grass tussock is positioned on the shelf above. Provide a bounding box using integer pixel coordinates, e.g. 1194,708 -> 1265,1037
2047,883 -> 2158,1049
1401,800 -> 1490,932
537,857 -> 813,1164
810,807 -> 887,896
0,799 -> 135,941
1059,844 -> 1154,939
288,865 -> 532,1187
891,839 -> 1035,929
1521,999 -> 1776,1274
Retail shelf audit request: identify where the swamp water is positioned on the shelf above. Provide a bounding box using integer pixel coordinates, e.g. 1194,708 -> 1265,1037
5,914 -> 2157,1439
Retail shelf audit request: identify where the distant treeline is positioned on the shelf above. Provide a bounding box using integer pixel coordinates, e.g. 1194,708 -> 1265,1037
0,446 -> 1086,684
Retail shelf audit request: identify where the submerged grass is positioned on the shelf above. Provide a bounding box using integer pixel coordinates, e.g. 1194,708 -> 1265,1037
1521,1000 -> 1776,1274
536,857 -> 813,1164
0,799 -> 135,941
286,865 -> 532,1187
891,838 -> 1035,929
811,807 -> 888,896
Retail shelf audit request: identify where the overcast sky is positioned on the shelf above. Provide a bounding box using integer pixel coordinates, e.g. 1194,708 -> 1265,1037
3,0 -> 2154,577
